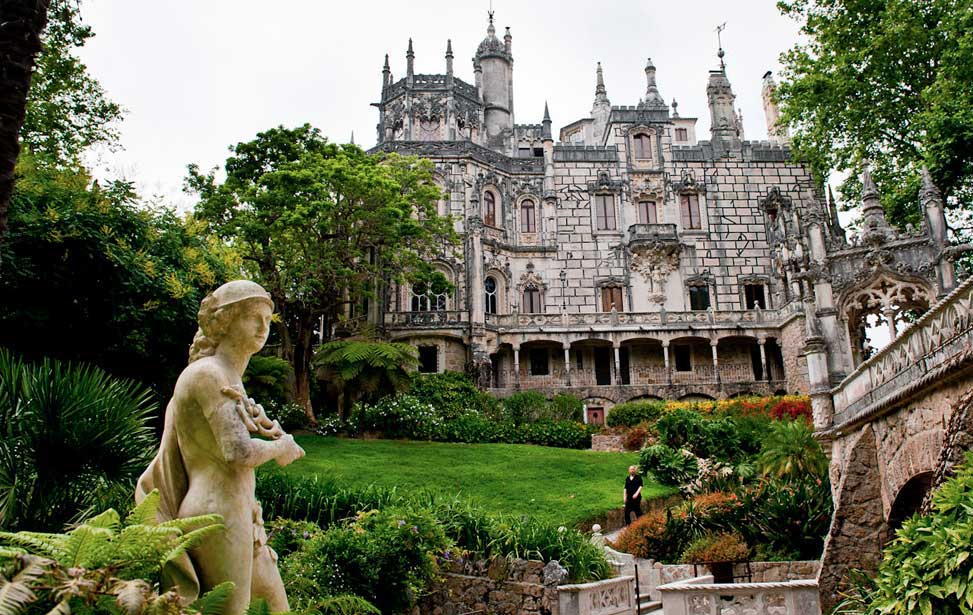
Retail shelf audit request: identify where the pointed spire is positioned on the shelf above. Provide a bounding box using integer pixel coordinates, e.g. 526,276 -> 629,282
920,166 -> 942,203
827,184 -> 846,241
350,131 -> 355,145
640,57 -> 666,109
406,38 -> 414,80
382,53 -> 391,91
446,38 -> 453,57
860,167 -> 891,237
595,62 -> 606,94
542,101 -> 552,140
445,39 -> 454,77
921,166 -> 948,246
861,167 -> 879,201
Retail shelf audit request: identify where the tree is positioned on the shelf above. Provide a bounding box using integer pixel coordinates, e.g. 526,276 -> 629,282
0,156 -> 239,398
775,0 -> 973,229
20,1 -> 122,166
189,125 -> 458,422
0,0 -> 51,244
314,339 -> 418,420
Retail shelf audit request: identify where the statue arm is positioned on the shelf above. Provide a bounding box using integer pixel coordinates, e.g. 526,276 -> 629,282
194,369 -> 295,468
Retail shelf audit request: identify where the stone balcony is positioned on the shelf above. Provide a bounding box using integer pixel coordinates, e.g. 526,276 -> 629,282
384,310 -> 468,329
627,222 -> 679,245
486,306 -> 791,332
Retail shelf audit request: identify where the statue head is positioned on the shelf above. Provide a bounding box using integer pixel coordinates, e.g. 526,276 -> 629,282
188,280 -> 274,363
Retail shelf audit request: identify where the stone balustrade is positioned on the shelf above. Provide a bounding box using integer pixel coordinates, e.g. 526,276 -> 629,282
830,276 -> 973,430
489,307 -> 782,330
659,575 -> 821,615
557,576 -> 636,615
384,310 -> 468,328
494,364 -> 773,388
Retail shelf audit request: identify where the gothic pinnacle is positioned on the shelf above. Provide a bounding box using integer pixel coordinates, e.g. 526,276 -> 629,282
543,101 -> 551,122
861,167 -> 879,201
920,167 -> 942,202
641,57 -> 666,109
407,38 -> 414,58
445,39 -> 453,58
595,62 -> 606,96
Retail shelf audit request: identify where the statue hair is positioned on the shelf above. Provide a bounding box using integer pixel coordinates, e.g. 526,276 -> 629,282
187,298 -> 253,364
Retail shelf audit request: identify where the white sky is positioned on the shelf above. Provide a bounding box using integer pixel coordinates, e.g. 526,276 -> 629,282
75,0 -> 805,210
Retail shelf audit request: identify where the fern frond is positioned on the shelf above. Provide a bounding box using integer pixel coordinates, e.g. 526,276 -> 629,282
85,508 -> 121,531
126,491 -> 161,527
243,598 -> 270,615
159,524 -> 224,567
44,598 -> 70,615
313,594 -> 381,615
0,532 -> 67,561
62,525 -> 115,568
189,582 -> 234,615
157,514 -> 223,533
145,589 -> 181,615
112,579 -> 151,615
0,555 -> 46,615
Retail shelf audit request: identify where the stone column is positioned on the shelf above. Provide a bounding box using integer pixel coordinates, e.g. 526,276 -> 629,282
513,346 -> 521,390
662,341 -> 671,385
804,304 -> 835,429
613,342 -> 621,386
710,339 -> 720,385
758,337 -> 769,381
883,306 -> 898,340
563,343 -> 571,387
806,217 -> 849,379
469,221 -> 485,325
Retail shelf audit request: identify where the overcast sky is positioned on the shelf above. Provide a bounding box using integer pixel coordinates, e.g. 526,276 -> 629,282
75,0 -> 804,209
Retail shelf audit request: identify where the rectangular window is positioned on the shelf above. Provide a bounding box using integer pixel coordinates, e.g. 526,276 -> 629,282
530,349 -> 550,376
595,194 -> 617,230
521,200 -> 536,233
675,128 -> 688,142
680,194 -> 701,229
638,200 -> 657,224
744,284 -> 767,309
601,287 -> 624,312
633,134 -> 652,159
418,345 -> 438,373
673,345 -> 692,372
523,288 -> 542,313
689,285 -> 711,311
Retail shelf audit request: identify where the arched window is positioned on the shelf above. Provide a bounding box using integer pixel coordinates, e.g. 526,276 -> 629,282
485,276 -> 498,314
520,199 -> 536,233
410,280 -> 448,312
633,134 -> 652,159
638,200 -> 657,224
522,287 -> 542,313
484,191 -> 496,227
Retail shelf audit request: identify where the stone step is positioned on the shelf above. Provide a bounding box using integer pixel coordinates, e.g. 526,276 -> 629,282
637,597 -> 662,613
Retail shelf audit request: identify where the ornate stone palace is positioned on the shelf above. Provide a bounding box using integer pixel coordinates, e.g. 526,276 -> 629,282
368,12 -> 967,422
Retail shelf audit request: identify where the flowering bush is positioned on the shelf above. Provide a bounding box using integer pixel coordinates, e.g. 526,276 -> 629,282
680,531 -> 750,564
609,511 -> 672,560
353,394 -> 444,439
313,414 -> 345,436
769,397 -> 813,421
639,444 -> 700,487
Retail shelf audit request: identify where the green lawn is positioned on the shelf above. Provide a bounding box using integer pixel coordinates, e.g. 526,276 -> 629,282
286,436 -> 673,526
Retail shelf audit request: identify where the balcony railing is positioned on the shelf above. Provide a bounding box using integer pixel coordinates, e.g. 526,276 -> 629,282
627,223 -> 679,243
491,308 -> 775,329
492,364 -> 775,388
384,310 -> 468,328
658,575 -> 821,615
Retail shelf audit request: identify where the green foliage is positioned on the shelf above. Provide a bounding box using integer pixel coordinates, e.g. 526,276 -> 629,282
407,371 -> 495,420
488,518 -> 613,583
500,391 -> 548,425
606,399 -> 666,428
243,355 -> 294,410
279,507 -> 450,614
756,419 -> 828,482
0,159 -> 237,398
839,453 -> 973,615
190,126 -> 458,417
735,477 -> 833,561
547,394 -> 585,422
0,349 -> 157,531
680,531 -> 750,564
638,444 -> 699,487
0,491 -> 228,615
256,472 -> 400,530
21,3 -> 123,167
315,339 -> 418,420
776,0 -> 973,230
655,410 -> 739,460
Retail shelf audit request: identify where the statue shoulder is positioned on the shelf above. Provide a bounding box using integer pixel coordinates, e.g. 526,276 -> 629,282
177,358 -> 230,396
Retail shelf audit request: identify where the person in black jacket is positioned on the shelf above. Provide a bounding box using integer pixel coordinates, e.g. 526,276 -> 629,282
623,465 -> 643,524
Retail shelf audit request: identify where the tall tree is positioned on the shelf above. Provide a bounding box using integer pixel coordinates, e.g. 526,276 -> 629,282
189,125 -> 457,421
775,0 -> 973,230
0,0 -> 51,244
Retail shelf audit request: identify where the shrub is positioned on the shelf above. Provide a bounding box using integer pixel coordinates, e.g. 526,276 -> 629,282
757,419 -> 828,481
838,452 -> 973,615
769,397 -> 813,421
638,444 -> 699,487
267,402 -> 311,432
408,371 -> 493,419
606,399 -> 666,427
609,511 -> 685,563
655,409 -> 707,450
623,426 -> 648,451
680,532 -> 750,564
280,507 -> 451,614
491,517 -> 613,582
522,420 -> 595,449
547,393 -> 585,422
0,349 -> 156,531
502,391 -> 549,425
256,471 -> 401,530
243,354 -> 294,409
353,394 -> 442,439
736,477 -> 832,561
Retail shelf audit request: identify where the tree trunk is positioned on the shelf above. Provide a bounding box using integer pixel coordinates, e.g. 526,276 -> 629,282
0,0 -> 50,248
292,314 -> 317,425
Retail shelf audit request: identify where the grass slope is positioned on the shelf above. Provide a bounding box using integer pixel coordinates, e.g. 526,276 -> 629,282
287,436 -> 673,526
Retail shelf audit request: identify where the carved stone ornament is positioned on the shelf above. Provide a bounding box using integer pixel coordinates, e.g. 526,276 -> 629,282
760,186 -> 792,216
516,262 -> 547,292
673,169 -> 705,194
588,170 -> 625,194
631,242 -> 683,299
467,215 -> 485,233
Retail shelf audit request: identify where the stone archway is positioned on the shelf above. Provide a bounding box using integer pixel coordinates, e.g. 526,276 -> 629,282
888,472 -> 934,531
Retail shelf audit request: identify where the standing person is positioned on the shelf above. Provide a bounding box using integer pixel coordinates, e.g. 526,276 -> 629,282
624,465 -> 643,524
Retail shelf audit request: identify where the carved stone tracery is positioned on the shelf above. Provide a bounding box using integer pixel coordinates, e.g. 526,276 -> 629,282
631,241 -> 682,303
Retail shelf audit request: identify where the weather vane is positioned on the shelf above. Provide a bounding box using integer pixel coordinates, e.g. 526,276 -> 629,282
715,22 -> 727,70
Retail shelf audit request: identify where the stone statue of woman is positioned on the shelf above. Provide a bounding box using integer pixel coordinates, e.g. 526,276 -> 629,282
136,280 -> 305,615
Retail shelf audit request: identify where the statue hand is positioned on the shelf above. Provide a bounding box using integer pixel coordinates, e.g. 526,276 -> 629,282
274,434 -> 305,467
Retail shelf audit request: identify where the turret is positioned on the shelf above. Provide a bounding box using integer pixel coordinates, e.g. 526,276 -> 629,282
707,39 -> 741,152
591,62 -> 611,144
639,58 -> 666,109
761,71 -> 788,144
474,11 -> 514,152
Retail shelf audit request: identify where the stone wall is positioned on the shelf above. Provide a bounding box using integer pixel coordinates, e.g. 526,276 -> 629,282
779,315 -> 809,393
591,434 -> 625,452
419,557 -> 563,615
